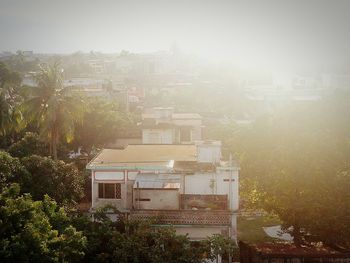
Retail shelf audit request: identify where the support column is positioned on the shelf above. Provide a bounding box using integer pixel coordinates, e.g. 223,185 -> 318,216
91,170 -> 94,209
124,170 -> 128,210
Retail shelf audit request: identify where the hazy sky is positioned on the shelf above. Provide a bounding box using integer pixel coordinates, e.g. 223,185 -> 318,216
1,0 -> 350,69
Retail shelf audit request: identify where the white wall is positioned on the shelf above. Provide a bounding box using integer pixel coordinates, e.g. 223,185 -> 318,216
92,170 -> 127,211
183,170 -> 239,211
142,129 -> 174,144
197,144 -> 221,163
133,189 -> 179,210
95,171 -> 124,180
92,181 -> 126,210
192,126 -> 202,141
172,119 -> 201,127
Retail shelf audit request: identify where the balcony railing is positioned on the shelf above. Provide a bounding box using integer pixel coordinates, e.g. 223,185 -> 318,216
129,209 -> 232,226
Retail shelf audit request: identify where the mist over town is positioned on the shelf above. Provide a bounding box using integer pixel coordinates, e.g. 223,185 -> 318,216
1,1 -> 350,262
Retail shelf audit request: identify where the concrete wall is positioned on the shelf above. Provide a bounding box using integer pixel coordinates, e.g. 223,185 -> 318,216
183,170 -> 239,211
92,181 -> 126,210
192,126 -> 202,141
174,226 -> 229,240
197,144 -> 221,163
142,128 -> 174,144
172,119 -> 201,127
92,170 -> 128,211
133,189 -> 180,210
173,119 -> 202,142
91,167 -> 239,212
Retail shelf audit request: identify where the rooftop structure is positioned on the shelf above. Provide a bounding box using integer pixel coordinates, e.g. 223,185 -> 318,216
141,107 -> 203,144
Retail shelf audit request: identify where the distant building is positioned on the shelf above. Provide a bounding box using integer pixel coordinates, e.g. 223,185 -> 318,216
22,72 -> 37,87
88,59 -> 105,74
141,107 -> 203,144
22,50 -> 34,57
0,51 -> 13,59
64,78 -> 113,97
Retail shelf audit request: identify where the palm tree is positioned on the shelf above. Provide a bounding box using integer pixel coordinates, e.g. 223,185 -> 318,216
0,62 -> 23,137
22,62 -> 83,160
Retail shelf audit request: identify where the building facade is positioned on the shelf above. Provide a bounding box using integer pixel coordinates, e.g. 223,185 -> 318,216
141,107 -> 203,144
87,143 -> 239,240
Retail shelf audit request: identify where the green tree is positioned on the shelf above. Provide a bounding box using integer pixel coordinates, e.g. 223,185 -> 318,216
238,102 -> 349,246
0,62 -> 23,138
22,62 -> 83,160
20,155 -> 85,206
0,184 -> 86,263
73,206 -> 235,263
0,151 -> 27,190
72,98 -> 132,156
209,93 -> 350,247
8,132 -> 49,158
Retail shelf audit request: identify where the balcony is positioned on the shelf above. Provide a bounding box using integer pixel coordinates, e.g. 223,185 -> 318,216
129,209 -> 232,226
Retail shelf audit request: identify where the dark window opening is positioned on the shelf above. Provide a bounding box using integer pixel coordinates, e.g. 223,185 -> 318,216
135,198 -> 151,201
223,179 -> 235,182
98,183 -> 122,199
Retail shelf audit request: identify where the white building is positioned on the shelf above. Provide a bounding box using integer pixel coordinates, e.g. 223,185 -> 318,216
86,143 -> 239,240
141,107 -> 203,144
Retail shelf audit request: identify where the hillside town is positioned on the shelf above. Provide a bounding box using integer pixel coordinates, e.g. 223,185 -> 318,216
1,1 -> 350,262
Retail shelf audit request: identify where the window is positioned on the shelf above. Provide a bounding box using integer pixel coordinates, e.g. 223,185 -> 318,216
223,179 -> 235,182
98,183 -> 121,199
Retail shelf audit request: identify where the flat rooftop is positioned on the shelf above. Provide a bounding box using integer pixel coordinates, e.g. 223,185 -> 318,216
87,144 -> 197,169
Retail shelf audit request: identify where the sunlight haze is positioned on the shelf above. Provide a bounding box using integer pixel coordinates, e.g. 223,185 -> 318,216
1,0 -> 350,69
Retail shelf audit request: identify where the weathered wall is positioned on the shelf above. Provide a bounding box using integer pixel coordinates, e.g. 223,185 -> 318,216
192,125 -> 202,141
183,170 -> 239,211
142,128 -> 174,144
92,170 -> 128,211
197,144 -> 221,163
92,181 -> 126,210
172,119 -> 201,127
133,189 -> 180,210
173,119 -> 202,141
174,226 -> 229,240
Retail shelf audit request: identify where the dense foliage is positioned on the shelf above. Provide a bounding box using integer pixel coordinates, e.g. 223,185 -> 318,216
0,151 -> 27,190
0,62 -> 23,139
0,151 -> 85,206
0,184 -> 235,262
8,132 -> 49,158
21,155 -> 85,206
72,98 -> 132,156
0,184 -> 86,263
21,62 -> 84,160
208,92 -> 350,248
73,207 -> 235,263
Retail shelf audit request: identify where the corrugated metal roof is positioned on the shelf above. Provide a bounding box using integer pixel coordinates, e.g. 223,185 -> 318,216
87,144 -> 197,169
